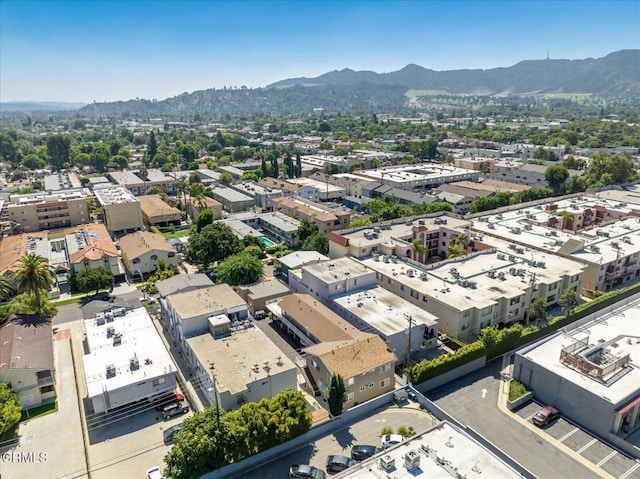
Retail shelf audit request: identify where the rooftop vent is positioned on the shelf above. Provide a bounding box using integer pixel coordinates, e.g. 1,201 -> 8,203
106,365 -> 116,379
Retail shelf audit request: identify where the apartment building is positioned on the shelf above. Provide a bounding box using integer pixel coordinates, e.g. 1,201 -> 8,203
272,196 -> 350,234
94,187 -> 144,236
138,194 -> 181,227
5,188 -> 90,232
119,231 -> 177,278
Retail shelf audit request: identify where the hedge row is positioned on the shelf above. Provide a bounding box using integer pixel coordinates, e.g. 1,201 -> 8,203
408,340 -> 486,384
409,283 -> 640,385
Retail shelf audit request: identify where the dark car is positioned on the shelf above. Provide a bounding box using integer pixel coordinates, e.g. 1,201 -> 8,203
152,392 -> 185,411
350,444 -> 381,461
162,423 -> 183,444
326,455 -> 357,473
532,405 -> 560,427
289,464 -> 326,479
162,400 -> 189,419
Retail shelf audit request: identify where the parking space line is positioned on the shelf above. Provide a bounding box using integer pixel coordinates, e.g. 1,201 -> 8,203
618,462 -> 640,479
558,426 -> 579,442
597,450 -> 617,467
577,438 -> 597,453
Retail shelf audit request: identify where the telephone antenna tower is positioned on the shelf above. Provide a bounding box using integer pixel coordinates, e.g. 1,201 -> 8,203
546,49 -> 550,60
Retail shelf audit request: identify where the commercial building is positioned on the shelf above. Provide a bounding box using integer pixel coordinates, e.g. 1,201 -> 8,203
43,172 -> 82,190
209,184 -> 256,212
304,335 -> 396,406
513,294 -> 640,458
0,316 -> 55,408
162,284 -> 248,351
236,279 -> 292,314
5,188 -> 90,232
472,196 -> 640,295
82,306 -> 177,413
453,155 -> 496,171
118,231 -> 177,278
138,194 -> 181,227
321,173 -> 376,197
185,321 -> 297,410
334,421 -> 529,479
272,196 -> 350,234
94,187 -> 144,236
352,164 -> 480,190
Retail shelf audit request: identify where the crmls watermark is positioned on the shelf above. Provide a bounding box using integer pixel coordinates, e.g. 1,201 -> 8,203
1,451 -> 48,463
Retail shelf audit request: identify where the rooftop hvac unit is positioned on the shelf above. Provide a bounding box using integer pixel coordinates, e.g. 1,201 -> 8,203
380,455 -> 395,471
623,236 -> 632,244
508,244 -> 516,250
488,270 -> 496,279
374,254 -> 381,262
516,247 -> 525,254
96,313 -> 105,325
404,450 -> 421,470
488,223 -> 495,229
555,239 -> 563,246
113,333 -> 122,346
383,255 -> 390,263
524,224 -> 533,231
420,272 -> 428,281
407,269 -> 415,277
508,255 -> 516,262
611,241 -> 619,248
498,272 -> 506,280
509,267 -> 517,275
106,326 -> 115,337
497,253 -> 505,260
538,261 -> 546,268
130,357 -> 139,371
106,365 -> 116,378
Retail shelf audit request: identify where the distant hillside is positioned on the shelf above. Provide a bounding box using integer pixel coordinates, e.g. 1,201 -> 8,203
0,101 -> 86,113
77,50 -> 638,118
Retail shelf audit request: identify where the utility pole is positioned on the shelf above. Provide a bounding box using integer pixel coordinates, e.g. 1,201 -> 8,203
209,361 -> 220,424
405,314 -> 415,375
524,271 -> 538,326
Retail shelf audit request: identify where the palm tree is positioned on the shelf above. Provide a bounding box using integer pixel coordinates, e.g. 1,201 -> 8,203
0,275 -> 16,302
14,254 -> 54,315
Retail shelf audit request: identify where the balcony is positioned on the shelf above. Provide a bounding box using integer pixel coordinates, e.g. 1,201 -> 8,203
37,374 -> 53,387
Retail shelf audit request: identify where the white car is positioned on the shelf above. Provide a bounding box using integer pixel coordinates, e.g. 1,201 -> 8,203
381,434 -> 405,448
146,466 -> 163,479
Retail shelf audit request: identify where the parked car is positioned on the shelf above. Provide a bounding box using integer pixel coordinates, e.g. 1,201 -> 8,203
162,400 -> 189,419
381,434 -> 405,448
152,392 -> 185,411
289,464 -> 326,479
532,405 -> 560,427
146,466 -> 163,479
162,423 -> 183,444
350,444 -> 381,461
326,455 -> 357,473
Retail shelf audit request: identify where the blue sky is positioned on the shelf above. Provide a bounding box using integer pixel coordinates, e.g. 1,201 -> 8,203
1,0 -> 639,102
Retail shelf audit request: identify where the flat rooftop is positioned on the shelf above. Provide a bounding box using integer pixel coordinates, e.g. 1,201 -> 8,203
210,185 -> 255,203
335,421 -> 524,479
186,326 -> 296,395
521,296 -> 640,405
168,284 -> 246,319
82,307 -> 176,398
288,177 -> 346,194
354,163 -> 479,185
232,181 -> 282,196
332,286 -> 438,335
278,251 -> 329,270
303,256 -> 373,284
472,196 -> 640,265
94,187 -> 139,205
258,211 -> 301,233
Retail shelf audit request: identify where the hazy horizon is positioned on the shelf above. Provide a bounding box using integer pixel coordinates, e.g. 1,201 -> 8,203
2,0 -> 638,103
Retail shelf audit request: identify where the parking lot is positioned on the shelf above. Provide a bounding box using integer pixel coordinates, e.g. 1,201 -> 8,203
514,401 -> 640,479
237,404 -> 438,478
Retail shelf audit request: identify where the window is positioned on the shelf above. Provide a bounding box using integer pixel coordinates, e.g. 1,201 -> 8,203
346,392 -> 354,402
463,310 -> 470,318
152,377 -> 165,387
380,363 -> 391,373
379,378 -> 390,388
387,278 -> 393,285
133,258 -> 140,264
550,282 -> 558,291
150,254 -> 158,261
422,295 -> 428,302
547,295 -> 555,302
40,385 -> 54,394
509,296 -> 520,306
480,305 -> 493,316
346,377 -> 354,387
400,284 -> 405,291
411,290 -> 418,299
461,323 -> 469,331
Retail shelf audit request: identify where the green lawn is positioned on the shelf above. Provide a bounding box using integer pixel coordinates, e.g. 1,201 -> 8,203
162,229 -> 190,240
21,401 -> 58,421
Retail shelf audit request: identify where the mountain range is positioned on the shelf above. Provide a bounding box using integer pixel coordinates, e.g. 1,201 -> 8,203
4,50 -> 637,116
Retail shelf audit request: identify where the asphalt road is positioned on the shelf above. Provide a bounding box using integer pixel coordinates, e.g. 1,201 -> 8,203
426,360 -> 604,479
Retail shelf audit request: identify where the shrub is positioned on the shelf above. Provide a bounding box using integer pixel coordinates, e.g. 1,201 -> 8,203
508,380 -> 529,402
408,341 -> 486,384
380,426 -> 393,435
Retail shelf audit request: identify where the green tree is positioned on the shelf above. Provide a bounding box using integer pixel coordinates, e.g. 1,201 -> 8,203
0,275 -> 16,301
193,209 -> 214,233
148,130 -> 158,160
13,254 -> 54,315
186,223 -> 243,267
295,153 -> 302,178
296,220 -> 319,242
46,134 -> 71,170
327,374 -> 347,417
219,172 -> 233,186
76,266 -> 114,295
528,297 -> 549,323
348,218 -> 372,228
217,253 -> 263,286
544,165 -> 569,194
261,156 -> 268,178
301,233 -> 329,255
558,287 -> 580,316
0,383 -> 22,435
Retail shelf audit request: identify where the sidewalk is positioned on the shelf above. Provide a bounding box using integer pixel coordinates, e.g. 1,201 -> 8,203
496,358 -> 617,479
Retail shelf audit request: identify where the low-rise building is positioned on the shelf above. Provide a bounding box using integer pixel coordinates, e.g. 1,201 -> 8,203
236,279 -> 292,314
0,316 -> 55,408
187,196 -> 223,219
288,177 -> 346,201
119,231 -> 177,278
94,186 -> 144,236
352,164 -> 480,190
0,231 -> 49,275
185,321 -> 297,410
230,181 -> 283,211
109,169 -> 175,196
209,185 -> 256,212
304,334 -> 396,406
62,223 -> 123,277
259,177 -> 319,202
272,196 -> 350,233
139,194 -> 181,227
5,188 -> 90,232
277,251 -> 330,283
82,306 -> 177,413
513,294 -> 640,458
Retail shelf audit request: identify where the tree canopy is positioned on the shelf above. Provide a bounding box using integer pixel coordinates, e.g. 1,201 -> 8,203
0,383 -> 22,435
327,374 -> 347,417
544,165 -> 570,193
186,223 -> 242,267
217,253 -> 263,286
301,233 -> 329,255
75,266 -> 114,295
13,254 -> 54,315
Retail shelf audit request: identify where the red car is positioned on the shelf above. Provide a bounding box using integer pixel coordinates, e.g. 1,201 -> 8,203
532,405 -> 559,427
152,392 -> 185,411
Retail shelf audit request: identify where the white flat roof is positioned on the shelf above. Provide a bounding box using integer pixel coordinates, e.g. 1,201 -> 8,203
94,186 -> 138,205
288,177 -> 346,194
335,421 -> 523,479
332,286 -> 438,335
82,307 -> 176,398
472,196 -> 640,265
354,164 -> 478,185
521,296 -> 640,404
186,326 -> 296,395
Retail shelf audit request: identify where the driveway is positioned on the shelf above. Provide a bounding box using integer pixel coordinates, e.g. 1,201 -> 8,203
237,405 -> 437,479
426,360 -> 609,479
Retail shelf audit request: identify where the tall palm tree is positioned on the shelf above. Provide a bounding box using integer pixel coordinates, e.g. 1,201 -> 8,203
14,254 -> 54,315
0,275 -> 16,302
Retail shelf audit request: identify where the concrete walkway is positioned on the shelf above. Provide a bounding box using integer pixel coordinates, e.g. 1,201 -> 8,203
497,358 -> 617,479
